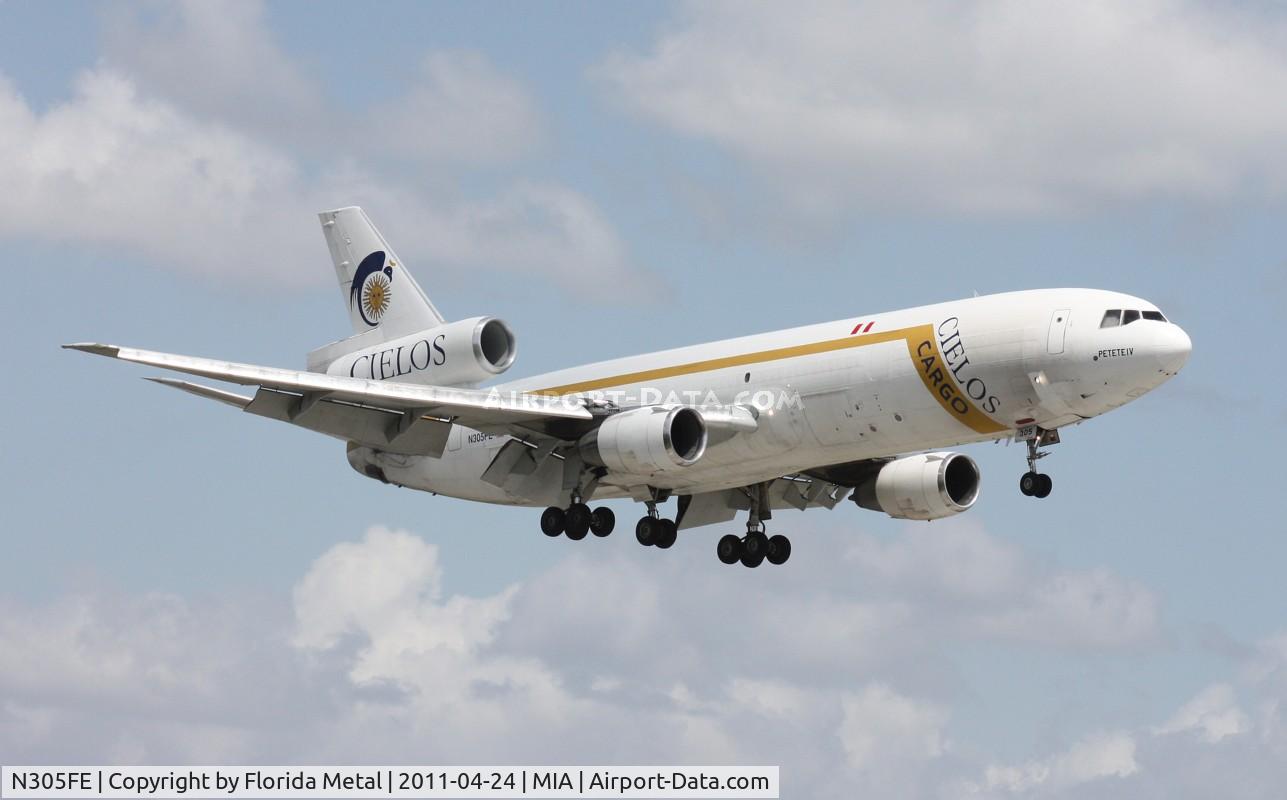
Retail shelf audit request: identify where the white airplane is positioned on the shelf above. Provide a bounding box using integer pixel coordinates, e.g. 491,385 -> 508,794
67,207 -> 1191,568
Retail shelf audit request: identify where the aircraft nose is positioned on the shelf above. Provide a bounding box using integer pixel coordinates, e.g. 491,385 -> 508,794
1156,324 -> 1192,376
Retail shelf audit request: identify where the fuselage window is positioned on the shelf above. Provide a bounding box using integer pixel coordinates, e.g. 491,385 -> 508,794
1122,309 -> 1141,325
1142,310 -> 1166,322
1100,309 -> 1121,328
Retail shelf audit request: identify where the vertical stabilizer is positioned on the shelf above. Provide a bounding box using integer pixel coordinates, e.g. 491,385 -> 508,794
318,207 -> 445,338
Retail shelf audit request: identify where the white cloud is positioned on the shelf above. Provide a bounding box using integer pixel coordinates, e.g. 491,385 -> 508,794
963,659 -> 1287,798
972,567 -> 1159,650
0,69 -> 640,293
0,69 -> 315,282
293,526 -> 513,657
103,4 -> 543,168
102,1 -> 323,136
846,518 -> 1025,599
975,731 -> 1138,795
838,683 -> 949,769
0,588 -> 326,763
726,677 -> 818,722
0,524 -> 1278,797
599,0 -> 1287,216
0,0 -> 642,294
1153,684 -> 1250,743
844,520 -> 1160,650
372,51 -> 544,165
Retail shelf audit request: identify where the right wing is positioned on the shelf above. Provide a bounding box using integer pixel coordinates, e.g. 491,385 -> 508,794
65,343 -> 595,455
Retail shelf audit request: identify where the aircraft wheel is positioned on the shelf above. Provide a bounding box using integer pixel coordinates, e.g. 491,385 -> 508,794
717,534 -> 742,565
636,516 -> 662,546
590,507 -> 615,537
1034,474 -> 1053,499
655,519 -> 678,549
540,506 -> 565,537
565,503 -> 591,540
1019,472 -> 1039,497
741,531 -> 768,568
766,534 -> 792,565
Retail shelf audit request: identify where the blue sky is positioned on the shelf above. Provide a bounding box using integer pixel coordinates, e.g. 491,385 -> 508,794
2,2 -> 1286,796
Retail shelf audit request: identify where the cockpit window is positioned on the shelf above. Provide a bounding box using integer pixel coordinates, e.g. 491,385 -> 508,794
1101,308 -> 1166,328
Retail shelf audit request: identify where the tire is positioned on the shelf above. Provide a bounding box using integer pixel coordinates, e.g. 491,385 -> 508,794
656,519 -> 678,549
717,534 -> 742,565
741,531 -> 768,568
1019,472 -> 1039,496
766,534 -> 792,565
590,507 -> 615,537
565,503 -> 591,540
636,516 -> 660,546
1034,473 -> 1053,499
540,506 -> 565,537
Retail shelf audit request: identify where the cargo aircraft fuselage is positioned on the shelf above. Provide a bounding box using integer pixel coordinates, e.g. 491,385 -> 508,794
68,207 -> 1191,568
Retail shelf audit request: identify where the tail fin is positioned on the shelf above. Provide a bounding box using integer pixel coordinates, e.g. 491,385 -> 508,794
318,207 -> 445,338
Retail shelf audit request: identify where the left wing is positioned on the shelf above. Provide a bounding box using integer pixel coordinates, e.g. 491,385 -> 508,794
65,343 -> 596,453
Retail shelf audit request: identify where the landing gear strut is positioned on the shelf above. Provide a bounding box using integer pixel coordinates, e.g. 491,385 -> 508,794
1019,429 -> 1056,499
717,482 -> 791,568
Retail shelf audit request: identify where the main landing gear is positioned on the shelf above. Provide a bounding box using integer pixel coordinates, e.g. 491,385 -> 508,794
1019,429 -> 1056,499
635,500 -> 679,549
716,482 -> 791,568
540,501 -> 615,540
717,526 -> 791,568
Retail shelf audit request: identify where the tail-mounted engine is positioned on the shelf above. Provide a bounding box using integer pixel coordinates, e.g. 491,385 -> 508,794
852,452 -> 980,521
579,406 -> 707,475
324,315 -> 516,387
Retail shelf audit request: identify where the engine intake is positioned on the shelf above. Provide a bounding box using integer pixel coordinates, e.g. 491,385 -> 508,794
326,315 -> 516,387
853,452 -> 980,521
474,317 -> 517,374
579,406 -> 707,475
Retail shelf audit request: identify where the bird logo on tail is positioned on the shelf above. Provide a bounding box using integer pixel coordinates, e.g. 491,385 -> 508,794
350,251 -> 395,326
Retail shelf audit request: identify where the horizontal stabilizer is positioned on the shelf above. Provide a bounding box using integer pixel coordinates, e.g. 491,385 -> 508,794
145,377 -> 252,409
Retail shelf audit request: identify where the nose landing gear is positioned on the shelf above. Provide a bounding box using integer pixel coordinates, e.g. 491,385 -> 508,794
1019,428 -> 1058,499
1019,470 -> 1053,498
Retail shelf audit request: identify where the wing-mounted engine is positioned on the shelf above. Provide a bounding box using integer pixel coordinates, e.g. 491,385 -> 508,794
321,315 -> 516,387
578,406 -> 707,475
852,452 -> 980,521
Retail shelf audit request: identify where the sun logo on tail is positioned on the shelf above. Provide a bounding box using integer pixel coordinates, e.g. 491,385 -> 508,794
362,272 -> 391,321
350,251 -> 395,326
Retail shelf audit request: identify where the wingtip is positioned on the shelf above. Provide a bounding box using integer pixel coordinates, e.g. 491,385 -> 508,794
63,342 -> 121,357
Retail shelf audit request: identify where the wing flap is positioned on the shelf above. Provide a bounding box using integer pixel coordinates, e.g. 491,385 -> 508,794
245,388 -> 452,456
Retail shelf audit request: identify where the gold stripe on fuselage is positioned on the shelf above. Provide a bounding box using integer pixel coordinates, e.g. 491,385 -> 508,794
534,325 -> 1008,436
903,325 -> 1007,435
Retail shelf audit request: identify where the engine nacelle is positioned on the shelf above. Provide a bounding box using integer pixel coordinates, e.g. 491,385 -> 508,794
852,452 -> 980,521
326,316 -> 516,387
579,406 -> 707,475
